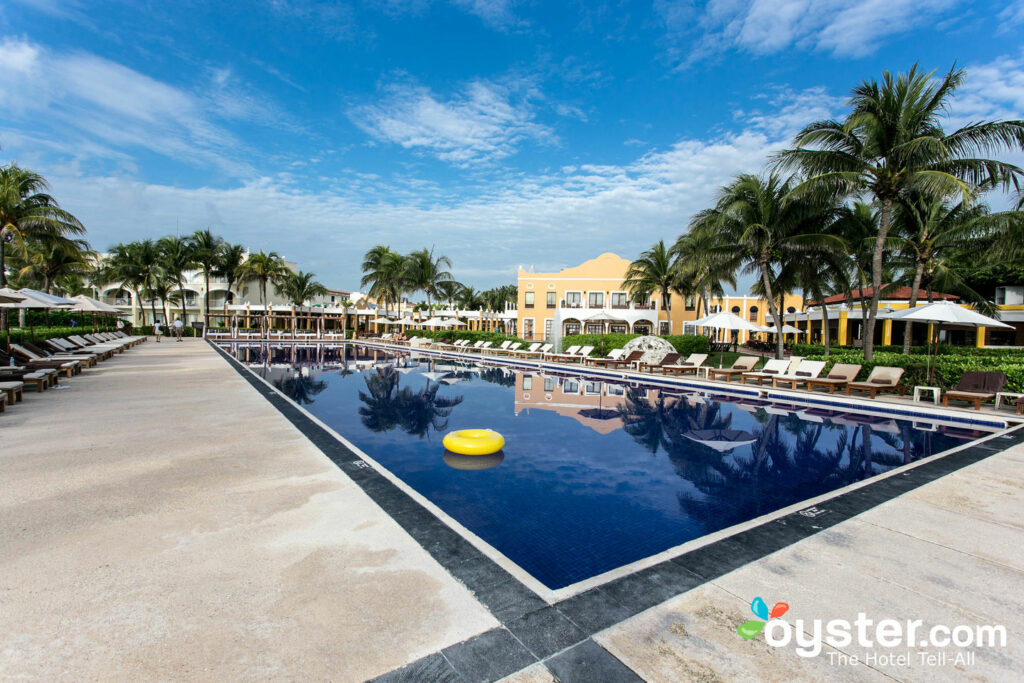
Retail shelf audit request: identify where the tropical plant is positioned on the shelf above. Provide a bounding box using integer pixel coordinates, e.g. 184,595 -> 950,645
403,247 -> 453,311
456,285 -> 484,310
622,240 -> 679,322
237,250 -> 289,306
157,235 -> 196,323
276,269 -> 328,305
360,245 -> 408,316
15,235 -> 93,294
215,242 -> 247,304
436,280 -> 464,310
188,228 -> 224,323
689,173 -> 844,358
671,232 -> 736,318
776,64 -> 1024,360
103,240 -> 163,325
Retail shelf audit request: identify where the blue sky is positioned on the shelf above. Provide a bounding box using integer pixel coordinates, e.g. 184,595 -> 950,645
1,1 -> 1022,294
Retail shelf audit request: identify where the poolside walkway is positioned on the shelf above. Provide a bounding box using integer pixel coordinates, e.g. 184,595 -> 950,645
0,339 -> 495,681
3,340 -> 1024,681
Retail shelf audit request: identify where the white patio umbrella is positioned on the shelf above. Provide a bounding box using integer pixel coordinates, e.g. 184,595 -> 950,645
369,317 -> 396,324
69,295 -> 122,315
683,429 -> 757,452
884,301 -> 1013,383
691,311 -> 765,367
762,324 -> 805,335
0,288 -> 26,304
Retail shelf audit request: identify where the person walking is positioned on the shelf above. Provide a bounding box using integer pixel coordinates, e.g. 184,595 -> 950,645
153,320 -> 162,342
173,317 -> 184,342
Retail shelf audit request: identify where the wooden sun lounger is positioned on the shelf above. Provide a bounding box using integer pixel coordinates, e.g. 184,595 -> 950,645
942,371 -> 1008,410
804,364 -> 863,394
846,366 -> 906,398
707,356 -> 759,382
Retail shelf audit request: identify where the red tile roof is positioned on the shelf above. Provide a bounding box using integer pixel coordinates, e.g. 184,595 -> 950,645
807,286 -> 958,307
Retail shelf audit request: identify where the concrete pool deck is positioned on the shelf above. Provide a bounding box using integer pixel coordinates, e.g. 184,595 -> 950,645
2,339 -> 1023,681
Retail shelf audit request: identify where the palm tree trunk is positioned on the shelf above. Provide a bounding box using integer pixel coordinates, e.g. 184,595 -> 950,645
150,299 -> 158,329
864,197 -> 893,361
178,281 -> 187,322
760,261 -> 784,359
203,271 -> 211,328
903,260 -> 925,355
134,289 -> 147,325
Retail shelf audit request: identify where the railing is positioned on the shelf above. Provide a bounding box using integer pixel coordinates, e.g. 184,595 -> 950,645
559,301 -> 656,311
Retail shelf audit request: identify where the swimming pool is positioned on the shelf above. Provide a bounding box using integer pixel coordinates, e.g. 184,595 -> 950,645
228,343 -> 1000,590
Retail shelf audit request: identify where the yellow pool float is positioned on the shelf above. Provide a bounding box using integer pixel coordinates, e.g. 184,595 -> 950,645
443,429 -> 505,456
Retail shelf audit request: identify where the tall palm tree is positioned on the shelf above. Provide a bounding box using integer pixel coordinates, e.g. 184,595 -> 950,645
236,250 -> 288,307
158,235 -> 196,324
776,64 -> 1024,360
671,232 -> 736,318
276,270 -> 328,305
622,240 -> 679,329
15,235 -> 93,294
360,245 -> 407,316
104,240 -> 162,325
455,285 -> 483,310
215,243 -> 247,305
436,280 -> 464,310
403,247 -> 453,311
188,229 -> 224,325
690,173 -> 844,358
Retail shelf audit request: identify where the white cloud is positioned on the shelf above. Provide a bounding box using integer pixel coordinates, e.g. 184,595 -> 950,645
349,78 -> 555,165
450,0 -> 521,30
662,0 -> 964,65
738,86 -> 844,137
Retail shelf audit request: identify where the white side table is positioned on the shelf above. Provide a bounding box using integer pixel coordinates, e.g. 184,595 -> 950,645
995,392 -> 1024,410
697,366 -> 712,380
913,386 -> 940,405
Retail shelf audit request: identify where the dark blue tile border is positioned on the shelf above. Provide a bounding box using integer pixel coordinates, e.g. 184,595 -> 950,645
209,341 -> 1024,682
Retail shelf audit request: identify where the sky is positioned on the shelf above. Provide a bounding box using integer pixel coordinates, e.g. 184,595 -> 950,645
1,0 -> 1022,294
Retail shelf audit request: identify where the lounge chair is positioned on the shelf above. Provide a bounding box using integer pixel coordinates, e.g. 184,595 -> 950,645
803,364 -> 863,394
740,358 -> 790,385
942,371 -> 1008,410
12,343 -> 92,369
0,392 -> 6,413
48,338 -> 113,360
544,345 -> 580,361
0,349 -> 78,377
584,348 -> 624,366
639,352 -> 681,373
0,366 -> 55,392
772,361 -> 827,389
549,345 -> 594,363
707,356 -> 759,382
596,349 -> 644,369
0,381 -> 24,405
483,341 -> 514,355
846,367 -> 906,398
658,353 -> 710,376
510,343 -> 551,358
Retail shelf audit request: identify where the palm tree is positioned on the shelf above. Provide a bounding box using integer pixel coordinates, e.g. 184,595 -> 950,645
16,235 -> 93,294
436,280 -> 464,310
360,245 -> 407,316
456,285 -> 484,310
188,229 -> 224,325
158,235 -> 196,324
671,232 -> 736,318
690,173 -> 844,358
104,240 -> 162,325
622,240 -> 680,330
276,270 -> 328,305
404,247 -> 453,311
215,243 -> 246,305
776,64 -> 1024,360
236,250 -> 288,307
890,194 -> 1013,351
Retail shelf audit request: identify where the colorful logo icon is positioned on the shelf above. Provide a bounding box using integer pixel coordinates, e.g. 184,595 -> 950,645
737,597 -> 789,639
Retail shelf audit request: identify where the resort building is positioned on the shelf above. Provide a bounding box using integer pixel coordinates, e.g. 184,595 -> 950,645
516,253 -> 801,343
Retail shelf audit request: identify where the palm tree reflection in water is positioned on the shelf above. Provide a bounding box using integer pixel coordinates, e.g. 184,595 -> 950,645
358,366 -> 464,438
618,390 -> 940,529
273,371 -> 329,405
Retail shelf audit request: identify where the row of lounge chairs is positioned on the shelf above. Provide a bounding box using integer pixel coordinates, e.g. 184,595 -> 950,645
0,332 -> 145,414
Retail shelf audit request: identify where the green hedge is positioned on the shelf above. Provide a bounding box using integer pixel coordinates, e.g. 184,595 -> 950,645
792,342 -> 1024,358
1,324 -> 117,346
406,330 -> 527,345
800,349 -> 1024,392
561,333 -> 710,357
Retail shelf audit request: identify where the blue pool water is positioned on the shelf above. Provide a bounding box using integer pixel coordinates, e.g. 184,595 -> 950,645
230,343 -> 998,589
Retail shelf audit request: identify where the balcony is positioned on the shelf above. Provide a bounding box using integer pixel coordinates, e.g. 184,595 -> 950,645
556,301 -> 658,314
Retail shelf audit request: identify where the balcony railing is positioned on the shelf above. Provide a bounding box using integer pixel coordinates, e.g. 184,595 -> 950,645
559,300 -> 655,311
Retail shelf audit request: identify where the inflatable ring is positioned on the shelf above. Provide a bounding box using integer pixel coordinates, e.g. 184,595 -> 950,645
443,429 -> 505,456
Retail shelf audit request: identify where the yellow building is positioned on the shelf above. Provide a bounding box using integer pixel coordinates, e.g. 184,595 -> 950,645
516,253 -> 802,343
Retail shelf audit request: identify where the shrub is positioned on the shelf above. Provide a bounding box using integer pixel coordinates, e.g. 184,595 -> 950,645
664,334 -> 711,356
1,325 -> 117,346
408,329 -> 526,345
800,349 -> 1024,392
560,333 -> 709,357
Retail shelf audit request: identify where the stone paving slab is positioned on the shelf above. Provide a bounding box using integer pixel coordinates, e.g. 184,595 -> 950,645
595,443 -> 1024,682
0,340 -> 496,681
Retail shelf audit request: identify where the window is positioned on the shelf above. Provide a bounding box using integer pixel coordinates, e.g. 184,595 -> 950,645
607,385 -> 625,397
584,381 -> 602,395
563,379 -> 580,394
524,292 -> 534,308
544,377 -> 555,391
731,305 -> 741,314
787,306 -> 797,314
685,295 -> 696,311
610,292 -> 628,308
564,321 -> 581,335
523,318 -> 535,338
546,292 -> 556,308
585,323 -> 603,334
565,291 -> 582,308
522,376 -> 533,390
749,305 -> 759,322
634,323 -> 652,335
544,318 -> 552,339
609,323 -> 628,334
588,291 -> 604,308
996,287 -> 1007,305
659,321 -> 670,335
